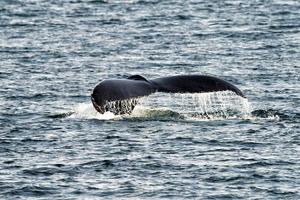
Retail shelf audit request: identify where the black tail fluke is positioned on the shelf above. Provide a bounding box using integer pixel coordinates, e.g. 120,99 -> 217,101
91,75 -> 245,115
91,76 -> 156,114
150,75 -> 245,98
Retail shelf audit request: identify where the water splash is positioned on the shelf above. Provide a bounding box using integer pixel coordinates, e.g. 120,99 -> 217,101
67,91 -> 253,121
68,103 -> 119,120
140,91 -> 252,120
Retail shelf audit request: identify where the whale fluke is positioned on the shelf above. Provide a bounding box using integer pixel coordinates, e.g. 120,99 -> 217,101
91,75 -> 245,115
150,75 -> 244,97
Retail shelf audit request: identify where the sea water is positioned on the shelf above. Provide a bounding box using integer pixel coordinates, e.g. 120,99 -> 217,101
1,0 -> 299,199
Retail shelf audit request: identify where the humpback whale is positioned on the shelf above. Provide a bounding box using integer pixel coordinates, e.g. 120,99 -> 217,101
91,75 -> 245,115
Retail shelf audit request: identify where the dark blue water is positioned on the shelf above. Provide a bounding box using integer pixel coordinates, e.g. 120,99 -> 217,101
1,0 -> 300,199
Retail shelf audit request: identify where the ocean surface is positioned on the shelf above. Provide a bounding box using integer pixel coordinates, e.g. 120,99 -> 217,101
1,0 -> 299,199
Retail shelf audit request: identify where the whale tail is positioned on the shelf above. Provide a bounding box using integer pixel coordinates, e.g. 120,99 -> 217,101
91,75 -> 245,115
150,75 -> 245,98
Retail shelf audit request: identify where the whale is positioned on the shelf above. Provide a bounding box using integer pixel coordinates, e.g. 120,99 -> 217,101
91,75 -> 245,115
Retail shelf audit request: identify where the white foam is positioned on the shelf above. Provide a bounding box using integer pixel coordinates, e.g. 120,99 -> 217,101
68,102 -> 120,120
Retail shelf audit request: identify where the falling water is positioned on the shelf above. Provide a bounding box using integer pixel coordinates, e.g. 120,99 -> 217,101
105,98 -> 140,114
139,91 -> 252,119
